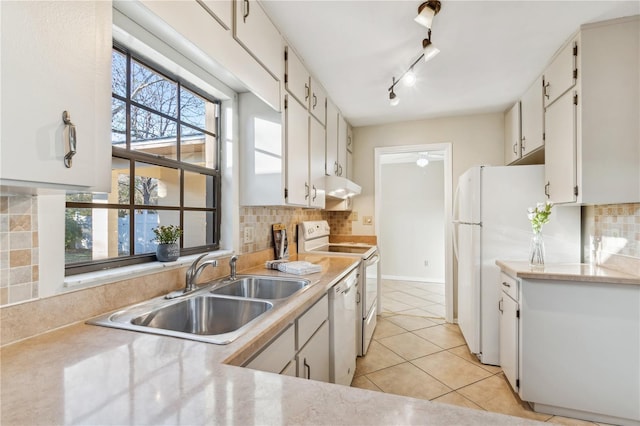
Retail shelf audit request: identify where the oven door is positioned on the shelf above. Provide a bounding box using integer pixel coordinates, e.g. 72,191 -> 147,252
362,252 -> 379,317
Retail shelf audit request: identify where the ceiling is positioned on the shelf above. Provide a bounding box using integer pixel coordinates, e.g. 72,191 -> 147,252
261,1 -> 639,127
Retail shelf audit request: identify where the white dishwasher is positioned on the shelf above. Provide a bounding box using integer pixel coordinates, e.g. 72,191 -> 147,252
329,268 -> 358,386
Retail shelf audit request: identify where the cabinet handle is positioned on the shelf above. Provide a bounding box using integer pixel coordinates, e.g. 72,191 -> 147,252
312,94 -> 317,109
521,136 -> 526,152
304,358 -> 311,379
243,0 -> 250,22
338,164 -> 343,176
305,83 -> 310,101
498,298 -> 503,313
356,291 -> 361,304
502,281 -> 511,288
62,111 -> 77,168
544,182 -> 550,198
512,143 -> 517,155
334,161 -> 338,174
543,81 -> 550,99
305,182 -> 309,199
312,185 -> 317,201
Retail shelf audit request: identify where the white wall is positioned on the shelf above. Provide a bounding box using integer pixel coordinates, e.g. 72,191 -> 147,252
380,161 -> 444,282
352,112 -> 505,318
352,112 -> 505,235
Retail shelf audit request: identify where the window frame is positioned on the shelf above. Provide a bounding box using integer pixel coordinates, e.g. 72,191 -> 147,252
65,46 -> 222,276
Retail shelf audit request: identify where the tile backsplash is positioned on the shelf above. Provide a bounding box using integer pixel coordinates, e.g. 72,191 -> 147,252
0,196 -> 39,305
584,202 -> 640,275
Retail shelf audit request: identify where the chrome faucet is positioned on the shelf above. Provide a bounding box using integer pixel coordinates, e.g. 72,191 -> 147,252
229,255 -> 238,280
166,253 -> 218,299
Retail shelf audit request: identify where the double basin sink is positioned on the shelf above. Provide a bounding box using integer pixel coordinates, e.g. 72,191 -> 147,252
88,275 -> 310,344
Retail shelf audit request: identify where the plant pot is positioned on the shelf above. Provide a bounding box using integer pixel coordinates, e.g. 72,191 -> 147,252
156,243 -> 179,262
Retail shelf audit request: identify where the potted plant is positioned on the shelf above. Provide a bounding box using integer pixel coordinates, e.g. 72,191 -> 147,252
152,225 -> 183,262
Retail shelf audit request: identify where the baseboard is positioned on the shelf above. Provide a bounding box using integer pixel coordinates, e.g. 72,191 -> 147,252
382,274 -> 444,284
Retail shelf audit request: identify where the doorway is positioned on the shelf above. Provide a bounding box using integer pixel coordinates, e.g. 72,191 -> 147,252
374,143 -> 453,323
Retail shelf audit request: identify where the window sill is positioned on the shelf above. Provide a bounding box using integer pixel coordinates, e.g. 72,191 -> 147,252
63,249 -> 234,291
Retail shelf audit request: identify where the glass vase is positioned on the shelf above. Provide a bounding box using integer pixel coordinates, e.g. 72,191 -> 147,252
529,231 -> 545,267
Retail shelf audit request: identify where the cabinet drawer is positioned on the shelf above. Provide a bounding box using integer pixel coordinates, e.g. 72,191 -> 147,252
500,272 -> 519,301
245,324 -> 295,373
297,294 -> 328,349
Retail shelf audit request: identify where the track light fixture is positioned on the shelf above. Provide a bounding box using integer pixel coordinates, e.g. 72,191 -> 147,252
415,0 -> 441,29
387,1 -> 442,106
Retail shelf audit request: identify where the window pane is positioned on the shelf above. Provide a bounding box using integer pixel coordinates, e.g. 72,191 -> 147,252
130,106 -> 178,159
180,87 -> 206,129
111,157 -> 130,205
112,50 -> 126,97
65,208 -> 129,263
181,126 -> 217,168
112,98 -> 126,147
183,211 -> 213,248
134,210 -> 180,255
134,162 -> 180,207
131,60 -> 177,117
184,171 -> 214,208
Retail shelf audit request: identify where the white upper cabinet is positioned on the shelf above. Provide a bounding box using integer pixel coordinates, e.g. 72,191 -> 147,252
285,46 -> 310,108
309,117 -> 326,208
504,102 -> 521,165
234,0 -> 283,80
520,76 -> 544,156
199,0 -> 232,29
543,40 -> 577,107
310,77 -> 326,125
544,16 -> 640,204
285,95 -> 310,206
337,115 -> 348,177
0,1 -> 112,192
325,100 -> 339,176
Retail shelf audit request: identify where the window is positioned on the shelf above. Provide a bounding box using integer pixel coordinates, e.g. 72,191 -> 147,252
65,47 -> 221,275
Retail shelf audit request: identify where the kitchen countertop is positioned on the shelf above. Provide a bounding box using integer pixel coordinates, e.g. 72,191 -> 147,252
496,260 -> 640,285
1,255 -> 540,425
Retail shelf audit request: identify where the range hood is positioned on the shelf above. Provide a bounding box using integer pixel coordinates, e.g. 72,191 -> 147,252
324,175 -> 361,199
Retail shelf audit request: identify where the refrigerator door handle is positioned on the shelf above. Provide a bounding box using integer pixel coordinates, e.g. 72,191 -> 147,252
453,221 -> 460,261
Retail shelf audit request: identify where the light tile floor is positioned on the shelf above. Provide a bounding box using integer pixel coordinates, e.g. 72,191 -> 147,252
351,279 -> 607,425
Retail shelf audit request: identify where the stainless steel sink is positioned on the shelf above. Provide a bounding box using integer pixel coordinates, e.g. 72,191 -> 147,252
210,275 -> 310,300
87,275 -> 309,344
88,292 -> 273,345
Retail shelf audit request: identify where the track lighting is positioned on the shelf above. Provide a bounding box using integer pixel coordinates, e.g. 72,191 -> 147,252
386,1 -> 442,106
389,77 -> 400,106
423,29 -> 440,62
414,0 -> 441,29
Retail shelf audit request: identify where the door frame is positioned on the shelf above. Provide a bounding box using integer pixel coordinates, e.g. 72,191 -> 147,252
374,143 -> 453,323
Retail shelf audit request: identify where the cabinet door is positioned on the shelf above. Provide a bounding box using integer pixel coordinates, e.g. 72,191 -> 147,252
346,150 -> 354,180
200,0 -> 232,29
285,95 -> 309,206
245,325 -> 295,373
297,321 -> 330,382
337,115 -> 348,177
0,1 -> 112,191
310,77 -> 326,125
285,46 -> 310,108
325,100 -> 339,176
504,102 -> 521,164
234,0 -> 283,79
500,294 -> 519,392
543,40 -> 577,107
544,91 -> 577,203
520,76 -> 544,155
309,117 -> 326,208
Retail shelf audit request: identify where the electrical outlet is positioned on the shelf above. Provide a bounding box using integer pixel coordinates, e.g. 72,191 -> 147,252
363,216 -> 373,226
243,226 -> 254,244
351,211 -> 358,221
424,260 -> 429,267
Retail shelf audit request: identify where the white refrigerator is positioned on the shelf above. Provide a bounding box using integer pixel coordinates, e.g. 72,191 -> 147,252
453,165 -> 580,366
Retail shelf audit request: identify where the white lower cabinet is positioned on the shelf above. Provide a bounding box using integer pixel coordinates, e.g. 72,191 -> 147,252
244,294 -> 330,383
296,321 -> 329,381
499,288 -> 518,392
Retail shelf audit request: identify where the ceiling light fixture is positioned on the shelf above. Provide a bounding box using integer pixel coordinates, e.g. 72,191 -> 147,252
423,29 -> 440,62
414,0 -> 441,29
387,1 -> 442,106
416,153 -> 429,167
